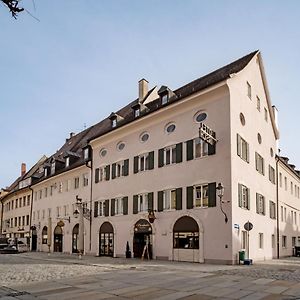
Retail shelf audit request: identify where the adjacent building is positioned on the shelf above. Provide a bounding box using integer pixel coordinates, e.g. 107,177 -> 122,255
1,50 -> 299,264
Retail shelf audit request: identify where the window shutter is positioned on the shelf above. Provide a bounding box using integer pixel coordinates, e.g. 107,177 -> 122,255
208,142 -> 216,156
123,197 -> 128,215
157,191 -> 164,212
186,139 -> 194,161
148,151 -> 154,170
94,201 -> 98,217
263,196 -> 265,215
246,143 -> 250,163
104,199 -> 109,216
256,193 -> 259,214
176,143 -> 183,163
95,168 -> 100,183
208,182 -> 216,207
186,186 -> 194,209
105,165 -> 110,181
133,195 -> 138,214
237,134 -> 241,156
112,163 -> 116,179
123,159 -> 129,176
148,192 -> 154,211
176,188 -> 182,210
247,188 -> 250,210
111,198 -> 115,216
238,184 -> 242,207
158,148 -> 164,167
133,156 -> 139,174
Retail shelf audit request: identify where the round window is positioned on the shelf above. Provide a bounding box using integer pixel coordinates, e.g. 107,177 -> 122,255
117,142 -> 125,151
240,113 -> 246,126
270,148 -> 274,157
195,112 -> 207,123
99,148 -> 107,157
257,133 -> 262,144
140,132 -> 149,143
165,123 -> 176,134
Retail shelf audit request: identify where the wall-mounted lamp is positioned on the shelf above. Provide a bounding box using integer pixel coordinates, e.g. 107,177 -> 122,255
217,183 -> 229,223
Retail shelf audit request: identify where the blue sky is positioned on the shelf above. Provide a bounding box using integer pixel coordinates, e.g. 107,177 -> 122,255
0,0 -> 299,188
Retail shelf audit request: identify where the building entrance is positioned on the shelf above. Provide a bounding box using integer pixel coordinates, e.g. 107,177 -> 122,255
53,225 -> 63,252
72,224 -> 79,253
31,230 -> 37,251
99,222 -> 114,257
133,219 -> 152,259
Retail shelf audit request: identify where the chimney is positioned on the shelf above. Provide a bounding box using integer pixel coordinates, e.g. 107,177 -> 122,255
69,132 -> 75,138
139,79 -> 148,102
21,163 -> 26,176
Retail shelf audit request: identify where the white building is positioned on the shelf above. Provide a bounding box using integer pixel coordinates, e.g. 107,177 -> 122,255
1,50 -> 299,264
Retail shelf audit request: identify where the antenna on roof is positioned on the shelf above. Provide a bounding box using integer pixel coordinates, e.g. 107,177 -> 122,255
84,123 -> 87,129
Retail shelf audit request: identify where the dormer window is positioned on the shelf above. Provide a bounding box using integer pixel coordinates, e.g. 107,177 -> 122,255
65,157 -> 70,168
134,108 -> 140,118
83,148 -> 89,160
161,94 -> 168,105
112,118 -> 117,128
51,162 -> 55,175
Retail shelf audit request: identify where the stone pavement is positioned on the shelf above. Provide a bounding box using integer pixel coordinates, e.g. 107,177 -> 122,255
1,253 -> 300,299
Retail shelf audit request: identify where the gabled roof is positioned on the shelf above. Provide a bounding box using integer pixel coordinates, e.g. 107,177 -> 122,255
19,50 -> 263,185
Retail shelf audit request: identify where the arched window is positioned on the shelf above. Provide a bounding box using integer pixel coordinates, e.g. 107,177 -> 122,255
42,226 -> 48,244
173,216 -> 199,249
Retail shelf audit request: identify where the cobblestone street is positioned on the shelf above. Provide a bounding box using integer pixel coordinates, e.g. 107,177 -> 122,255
1,253 -> 300,299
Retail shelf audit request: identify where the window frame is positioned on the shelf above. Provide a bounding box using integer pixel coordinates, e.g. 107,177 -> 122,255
194,184 -> 209,208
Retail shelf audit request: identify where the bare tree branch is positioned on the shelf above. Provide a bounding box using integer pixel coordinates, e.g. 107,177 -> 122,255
1,0 -> 24,19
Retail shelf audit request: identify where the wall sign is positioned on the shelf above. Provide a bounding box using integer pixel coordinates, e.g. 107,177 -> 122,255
199,123 -> 217,145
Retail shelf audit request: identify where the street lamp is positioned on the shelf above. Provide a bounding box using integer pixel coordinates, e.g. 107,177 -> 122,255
217,183 -> 229,223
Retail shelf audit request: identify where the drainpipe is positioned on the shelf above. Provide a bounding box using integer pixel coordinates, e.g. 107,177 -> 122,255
0,198 -> 3,234
29,186 -> 34,250
276,156 -> 280,259
85,149 -> 93,253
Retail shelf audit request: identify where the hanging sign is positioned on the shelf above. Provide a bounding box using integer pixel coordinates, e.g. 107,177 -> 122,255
199,123 -> 217,145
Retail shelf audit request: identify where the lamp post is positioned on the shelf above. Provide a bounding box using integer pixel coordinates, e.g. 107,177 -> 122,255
216,183 -> 229,223
73,195 -> 91,257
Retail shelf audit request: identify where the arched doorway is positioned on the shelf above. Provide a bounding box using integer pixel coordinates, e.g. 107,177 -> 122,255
133,219 -> 152,259
31,229 -> 37,251
72,224 -> 79,253
42,226 -> 48,245
53,225 -> 63,252
173,216 -> 199,262
99,222 -> 114,257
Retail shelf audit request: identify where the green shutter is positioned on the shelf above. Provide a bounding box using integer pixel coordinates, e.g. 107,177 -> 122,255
237,134 -> 241,157
176,188 -> 182,210
208,143 -> 216,156
148,192 -> 154,211
176,143 -> 183,163
123,159 -> 129,176
133,156 -> 139,173
105,165 -> 110,181
157,191 -> 164,212
238,184 -> 242,207
133,195 -> 138,214
148,151 -> 154,170
111,198 -> 115,216
247,188 -> 250,210
95,168 -> 100,183
208,182 -> 216,207
104,199 -> 109,216
186,186 -> 194,209
94,201 -> 98,217
186,139 -> 194,161
246,142 -> 250,163
158,148 -> 164,168
112,163 -> 116,179
123,197 -> 128,215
